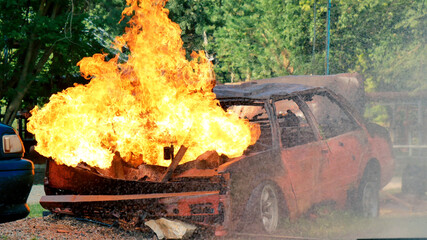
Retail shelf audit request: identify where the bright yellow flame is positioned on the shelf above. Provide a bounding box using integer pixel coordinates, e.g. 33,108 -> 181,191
27,0 -> 259,169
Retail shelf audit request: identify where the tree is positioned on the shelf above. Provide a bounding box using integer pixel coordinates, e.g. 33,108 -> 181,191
0,0 -> 126,125
166,0 -> 328,82
166,0 -> 220,56
1,0 -> 424,126
331,0 -> 426,92
213,0 -> 304,82
168,0 -> 425,90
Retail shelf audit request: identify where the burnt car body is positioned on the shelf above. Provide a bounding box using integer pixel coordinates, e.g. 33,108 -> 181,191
40,80 -> 394,235
0,123 -> 34,223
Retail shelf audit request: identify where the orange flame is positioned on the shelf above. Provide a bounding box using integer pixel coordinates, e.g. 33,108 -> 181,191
27,0 -> 259,169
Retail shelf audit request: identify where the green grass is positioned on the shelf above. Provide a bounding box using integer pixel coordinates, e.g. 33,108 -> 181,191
28,203 -> 45,218
276,206 -> 368,239
266,203 -> 427,240
1,236 -> 37,240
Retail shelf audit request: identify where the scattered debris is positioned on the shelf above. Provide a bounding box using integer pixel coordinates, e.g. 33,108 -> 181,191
145,218 -> 197,239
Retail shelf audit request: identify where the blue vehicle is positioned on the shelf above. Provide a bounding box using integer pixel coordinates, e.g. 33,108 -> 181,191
0,123 -> 34,223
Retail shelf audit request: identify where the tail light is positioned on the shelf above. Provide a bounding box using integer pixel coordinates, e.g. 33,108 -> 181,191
2,134 -> 24,154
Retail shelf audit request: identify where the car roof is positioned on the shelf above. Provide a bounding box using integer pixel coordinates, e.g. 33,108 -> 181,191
213,82 -> 321,100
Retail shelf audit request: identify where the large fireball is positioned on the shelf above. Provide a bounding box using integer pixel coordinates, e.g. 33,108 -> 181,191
27,0 -> 259,169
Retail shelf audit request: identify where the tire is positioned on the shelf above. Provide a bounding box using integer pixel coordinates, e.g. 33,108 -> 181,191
360,180 -> 379,217
245,182 -> 280,234
357,167 -> 380,217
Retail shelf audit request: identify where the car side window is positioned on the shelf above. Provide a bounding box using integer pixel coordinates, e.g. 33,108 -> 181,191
274,98 -> 316,148
304,92 -> 360,139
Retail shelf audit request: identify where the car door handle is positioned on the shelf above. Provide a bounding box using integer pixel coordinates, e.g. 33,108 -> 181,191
339,141 -> 344,147
321,149 -> 329,154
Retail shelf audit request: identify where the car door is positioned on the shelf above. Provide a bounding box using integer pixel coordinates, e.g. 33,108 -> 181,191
273,96 -> 324,214
303,90 -> 369,205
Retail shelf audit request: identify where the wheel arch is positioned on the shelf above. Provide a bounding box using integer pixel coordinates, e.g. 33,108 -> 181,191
361,158 -> 381,184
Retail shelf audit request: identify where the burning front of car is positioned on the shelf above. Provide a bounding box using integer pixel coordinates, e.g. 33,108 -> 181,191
27,0 -> 260,236
26,0 -> 394,238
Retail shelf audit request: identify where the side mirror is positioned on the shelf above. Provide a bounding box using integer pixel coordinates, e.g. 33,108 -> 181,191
163,145 -> 174,160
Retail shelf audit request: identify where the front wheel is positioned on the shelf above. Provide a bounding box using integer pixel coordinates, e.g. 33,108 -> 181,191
245,183 -> 280,234
260,184 -> 279,233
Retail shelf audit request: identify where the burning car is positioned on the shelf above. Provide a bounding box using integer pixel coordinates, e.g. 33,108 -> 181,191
40,80 -> 394,236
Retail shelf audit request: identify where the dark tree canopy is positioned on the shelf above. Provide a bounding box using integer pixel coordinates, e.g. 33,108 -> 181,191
0,0 -> 126,125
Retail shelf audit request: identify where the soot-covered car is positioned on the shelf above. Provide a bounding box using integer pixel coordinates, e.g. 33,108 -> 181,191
0,123 -> 34,223
40,80 -> 394,236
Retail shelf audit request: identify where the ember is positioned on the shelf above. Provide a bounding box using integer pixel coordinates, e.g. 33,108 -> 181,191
27,0 -> 260,169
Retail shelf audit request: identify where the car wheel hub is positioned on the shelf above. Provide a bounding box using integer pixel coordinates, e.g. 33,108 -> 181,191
260,185 -> 279,233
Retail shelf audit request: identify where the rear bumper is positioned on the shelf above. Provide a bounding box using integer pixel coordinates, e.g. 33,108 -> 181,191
0,158 -> 34,222
0,204 -> 31,223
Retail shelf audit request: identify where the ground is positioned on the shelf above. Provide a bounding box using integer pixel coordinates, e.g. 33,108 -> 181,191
0,215 -> 150,240
2,178 -> 427,240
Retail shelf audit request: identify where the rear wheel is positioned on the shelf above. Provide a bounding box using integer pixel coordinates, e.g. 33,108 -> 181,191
357,164 -> 380,217
360,180 -> 379,217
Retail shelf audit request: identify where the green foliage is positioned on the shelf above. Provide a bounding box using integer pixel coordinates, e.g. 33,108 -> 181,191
166,0 -> 425,90
166,0 -> 219,55
335,0 -> 427,92
364,104 -> 389,126
0,0 -> 425,122
213,0 -> 313,82
0,0 -> 127,124
28,203 -> 44,218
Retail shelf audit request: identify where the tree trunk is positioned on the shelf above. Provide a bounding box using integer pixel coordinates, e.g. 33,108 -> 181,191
3,39 -> 37,125
2,45 -> 54,126
2,0 -> 61,125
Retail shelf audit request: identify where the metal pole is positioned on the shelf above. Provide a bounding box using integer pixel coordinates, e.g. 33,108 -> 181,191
418,99 -> 424,147
325,0 -> 331,75
312,0 -> 317,74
